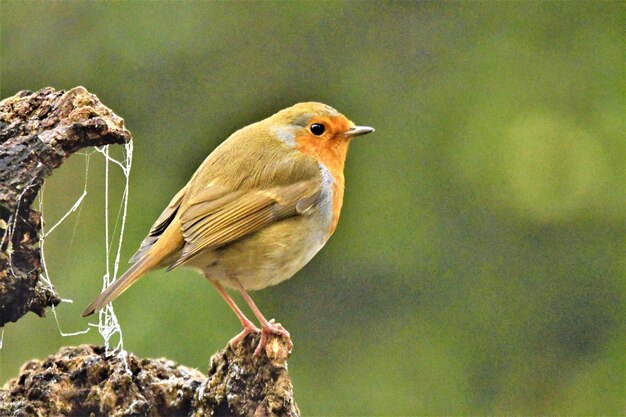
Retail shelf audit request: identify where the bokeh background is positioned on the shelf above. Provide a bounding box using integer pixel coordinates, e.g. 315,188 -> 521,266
1,2 -> 623,415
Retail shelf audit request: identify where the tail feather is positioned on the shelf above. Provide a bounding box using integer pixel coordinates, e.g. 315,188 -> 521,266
81,257 -> 152,317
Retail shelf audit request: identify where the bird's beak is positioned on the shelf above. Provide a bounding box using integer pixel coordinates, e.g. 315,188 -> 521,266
344,125 -> 375,137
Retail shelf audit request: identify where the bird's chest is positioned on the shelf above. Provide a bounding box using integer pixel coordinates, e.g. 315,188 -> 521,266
206,213 -> 328,290
315,163 -> 343,239
202,164 -> 342,291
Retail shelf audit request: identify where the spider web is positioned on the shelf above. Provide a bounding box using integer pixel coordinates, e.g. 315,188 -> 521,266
36,141 -> 134,355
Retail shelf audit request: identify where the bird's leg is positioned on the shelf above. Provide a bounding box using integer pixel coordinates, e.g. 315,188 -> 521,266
210,280 -> 260,348
228,276 -> 293,356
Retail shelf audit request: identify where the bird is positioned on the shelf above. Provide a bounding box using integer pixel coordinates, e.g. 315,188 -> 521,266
82,102 -> 374,355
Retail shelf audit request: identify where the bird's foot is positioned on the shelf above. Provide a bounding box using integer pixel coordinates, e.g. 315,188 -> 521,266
254,319 -> 292,356
228,323 -> 260,348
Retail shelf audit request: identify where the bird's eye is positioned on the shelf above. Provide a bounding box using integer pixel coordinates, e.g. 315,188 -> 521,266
310,123 -> 325,136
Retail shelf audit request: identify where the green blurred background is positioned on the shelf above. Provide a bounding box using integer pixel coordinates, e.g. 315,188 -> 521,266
1,1 -> 623,415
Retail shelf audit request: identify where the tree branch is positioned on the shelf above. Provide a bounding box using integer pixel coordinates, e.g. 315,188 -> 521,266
0,86 -> 131,325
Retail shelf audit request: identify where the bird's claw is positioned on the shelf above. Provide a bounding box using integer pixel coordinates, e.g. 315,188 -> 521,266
254,319 -> 292,356
228,324 -> 260,348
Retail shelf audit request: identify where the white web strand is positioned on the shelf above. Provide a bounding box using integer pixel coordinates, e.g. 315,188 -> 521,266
39,156 -> 91,337
34,141 -> 133,354
91,141 -> 133,356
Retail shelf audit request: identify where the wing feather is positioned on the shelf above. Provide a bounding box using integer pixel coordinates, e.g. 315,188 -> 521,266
168,179 -> 320,270
129,184 -> 189,263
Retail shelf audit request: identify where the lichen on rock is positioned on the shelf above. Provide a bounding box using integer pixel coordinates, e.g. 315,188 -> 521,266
0,334 -> 299,416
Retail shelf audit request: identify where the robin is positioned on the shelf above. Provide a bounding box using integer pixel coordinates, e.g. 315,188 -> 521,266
82,102 -> 374,354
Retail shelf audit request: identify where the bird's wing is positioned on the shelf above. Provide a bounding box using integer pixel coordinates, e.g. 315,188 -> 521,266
129,184 -> 189,263
168,178 -> 321,270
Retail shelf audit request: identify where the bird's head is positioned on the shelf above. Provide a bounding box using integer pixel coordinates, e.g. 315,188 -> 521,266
268,102 -> 374,174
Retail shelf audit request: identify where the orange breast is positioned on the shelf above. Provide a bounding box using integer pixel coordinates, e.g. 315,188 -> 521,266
294,115 -> 351,238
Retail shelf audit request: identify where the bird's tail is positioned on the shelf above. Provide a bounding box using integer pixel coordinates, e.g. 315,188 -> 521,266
81,256 -> 154,317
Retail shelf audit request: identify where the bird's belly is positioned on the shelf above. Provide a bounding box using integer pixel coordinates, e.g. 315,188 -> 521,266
189,214 -> 329,291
